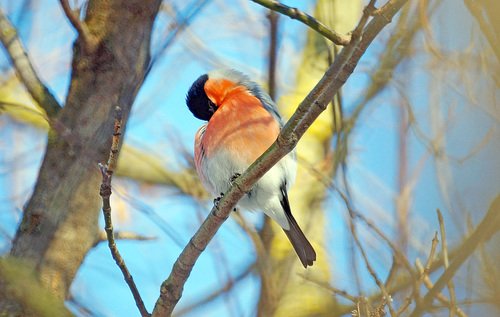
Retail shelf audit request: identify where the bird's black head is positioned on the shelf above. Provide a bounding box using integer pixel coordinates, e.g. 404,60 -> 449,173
186,74 -> 217,121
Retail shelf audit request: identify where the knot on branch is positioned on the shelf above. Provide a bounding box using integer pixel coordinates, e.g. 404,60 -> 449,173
313,100 -> 327,111
177,258 -> 195,274
277,132 -> 299,150
189,238 -> 206,252
99,183 -> 112,198
373,8 -> 392,24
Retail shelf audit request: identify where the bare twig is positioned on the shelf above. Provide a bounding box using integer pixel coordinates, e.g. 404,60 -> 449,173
353,208 -> 415,276
437,209 -> 459,316
396,296 -> 413,316
0,9 -> 61,117
333,182 -> 418,306
99,107 -> 149,317
250,0 -> 351,45
426,233 -> 439,277
351,0 -> 378,40
267,10 -> 279,100
347,0 -> 443,129
96,231 -> 156,245
147,0 -> 211,76
174,261 -> 254,317
410,196 -> 500,317
416,261 -> 468,317
351,220 -> 395,316
463,0 -> 500,63
58,0 -> 95,52
151,1 -> 410,315
299,273 -> 358,303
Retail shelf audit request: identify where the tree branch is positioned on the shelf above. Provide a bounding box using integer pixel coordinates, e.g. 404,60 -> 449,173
351,214 -> 396,316
95,231 -> 157,246
151,0 -> 410,316
437,209 -> 458,316
250,0 -> 351,45
0,9 -> 61,118
415,261 -> 468,317
174,262 -> 254,317
147,0 -> 211,76
99,107 -> 150,317
463,0 -> 500,63
58,0 -> 95,52
409,195 -> 500,317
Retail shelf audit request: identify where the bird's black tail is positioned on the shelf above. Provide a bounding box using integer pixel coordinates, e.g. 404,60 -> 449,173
280,185 -> 316,268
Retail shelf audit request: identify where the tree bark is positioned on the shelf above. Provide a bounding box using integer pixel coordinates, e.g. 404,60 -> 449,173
3,0 -> 161,313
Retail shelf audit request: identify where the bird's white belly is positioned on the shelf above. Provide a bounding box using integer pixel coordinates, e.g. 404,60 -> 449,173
201,148 -> 296,229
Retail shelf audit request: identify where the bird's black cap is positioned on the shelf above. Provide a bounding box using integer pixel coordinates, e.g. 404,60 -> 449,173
186,74 -> 217,121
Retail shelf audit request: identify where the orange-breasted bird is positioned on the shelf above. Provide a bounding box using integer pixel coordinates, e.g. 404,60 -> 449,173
186,69 -> 316,267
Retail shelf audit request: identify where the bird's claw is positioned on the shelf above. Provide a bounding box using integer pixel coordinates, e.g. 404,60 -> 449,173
230,173 -> 241,185
213,193 -> 224,208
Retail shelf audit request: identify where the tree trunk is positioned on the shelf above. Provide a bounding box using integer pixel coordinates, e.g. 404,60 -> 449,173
2,0 -> 161,313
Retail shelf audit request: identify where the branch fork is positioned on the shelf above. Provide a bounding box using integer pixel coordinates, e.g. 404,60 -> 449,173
59,0 -> 97,53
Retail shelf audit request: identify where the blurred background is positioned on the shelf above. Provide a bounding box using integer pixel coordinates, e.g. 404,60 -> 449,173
0,0 -> 499,316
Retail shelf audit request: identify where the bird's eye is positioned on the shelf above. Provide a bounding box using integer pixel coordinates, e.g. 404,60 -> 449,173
208,100 -> 216,114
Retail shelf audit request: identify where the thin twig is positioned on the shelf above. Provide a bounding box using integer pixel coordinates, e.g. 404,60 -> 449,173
95,231 -> 157,246
250,0 -> 351,45
351,0 -> 378,40
267,10 -> 279,100
410,196 -> 500,317
151,1 -> 410,315
58,0 -> 94,52
416,261 -> 468,317
339,236 -> 468,316
437,209 -> 458,317
299,273 -> 358,303
0,9 -> 61,117
413,232 -> 439,310
174,261 -> 254,317
353,208 -> 415,276
99,107 -> 150,317
425,232 -> 439,278
334,183 -> 418,305
147,0 -> 211,76
396,296 -> 413,316
463,0 -> 500,63
351,219 -> 396,317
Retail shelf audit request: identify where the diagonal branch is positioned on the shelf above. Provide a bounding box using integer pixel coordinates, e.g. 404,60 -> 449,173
0,9 -> 61,118
409,195 -> 500,317
463,0 -> 500,63
151,0 -> 410,316
250,0 -> 351,45
415,261 -> 468,317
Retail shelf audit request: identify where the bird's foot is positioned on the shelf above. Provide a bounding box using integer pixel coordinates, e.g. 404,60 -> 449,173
229,173 -> 241,185
213,192 -> 224,208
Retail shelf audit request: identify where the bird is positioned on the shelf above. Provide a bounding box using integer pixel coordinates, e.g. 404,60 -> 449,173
186,69 -> 316,268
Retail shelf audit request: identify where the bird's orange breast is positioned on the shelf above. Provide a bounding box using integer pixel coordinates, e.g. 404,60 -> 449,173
201,86 -> 280,164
